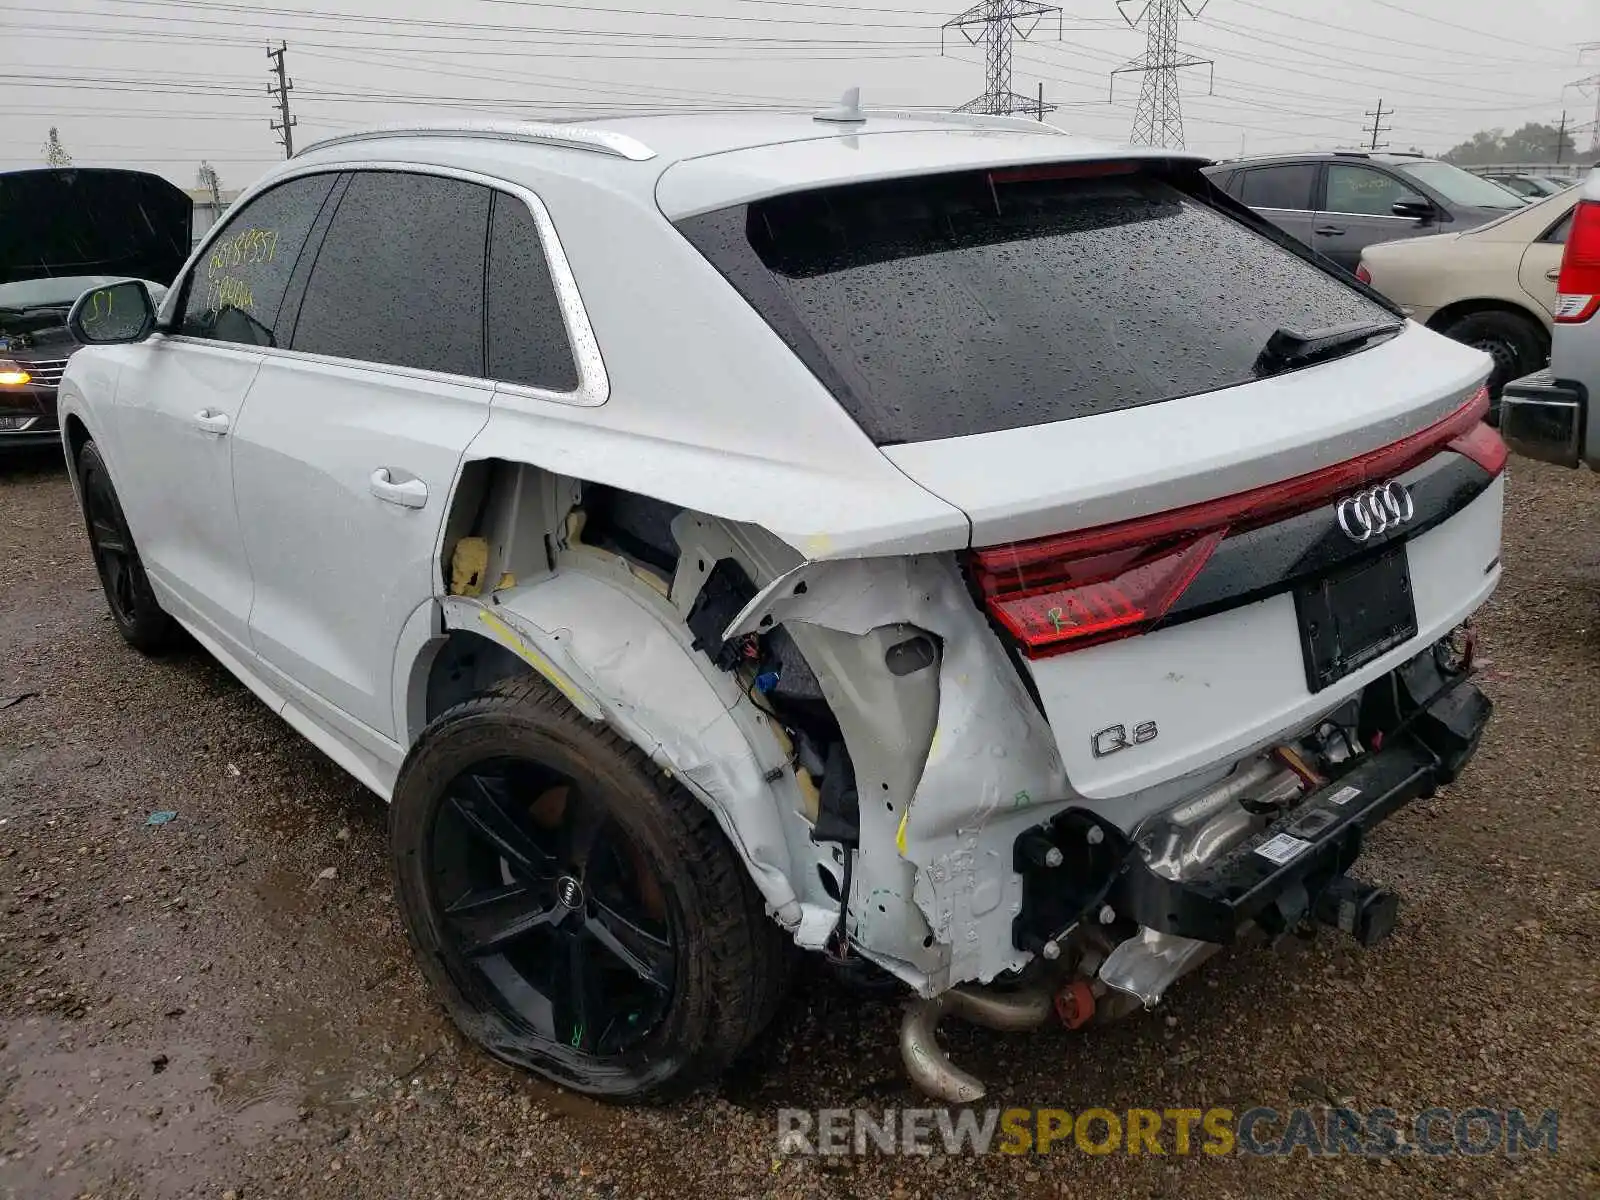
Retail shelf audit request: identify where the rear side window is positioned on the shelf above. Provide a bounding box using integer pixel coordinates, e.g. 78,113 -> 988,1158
486,194 -> 579,392
1324,165 -> 1424,216
677,165 -> 1392,445
292,171 -> 491,376
1237,164 -> 1317,211
181,172 -> 337,346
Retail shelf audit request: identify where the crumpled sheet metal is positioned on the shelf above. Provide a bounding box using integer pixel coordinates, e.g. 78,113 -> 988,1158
728,554 -> 1072,990
440,570 -> 806,929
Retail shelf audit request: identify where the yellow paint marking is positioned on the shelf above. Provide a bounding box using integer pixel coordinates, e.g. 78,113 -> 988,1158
895,806 -> 911,856
477,609 -> 594,713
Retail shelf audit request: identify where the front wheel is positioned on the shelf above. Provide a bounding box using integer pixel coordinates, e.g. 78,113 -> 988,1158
77,440 -> 178,655
1440,309 -> 1547,407
389,675 -> 791,1102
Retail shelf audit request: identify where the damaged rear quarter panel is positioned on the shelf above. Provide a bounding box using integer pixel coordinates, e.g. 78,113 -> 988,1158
728,554 -> 1073,989
440,547 -> 814,932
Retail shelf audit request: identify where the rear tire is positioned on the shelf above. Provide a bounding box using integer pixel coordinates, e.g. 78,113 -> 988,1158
1440,309 -> 1546,407
389,675 -> 791,1103
77,440 -> 179,655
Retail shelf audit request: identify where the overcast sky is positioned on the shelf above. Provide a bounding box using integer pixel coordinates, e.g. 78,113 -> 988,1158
1,0 -> 1595,189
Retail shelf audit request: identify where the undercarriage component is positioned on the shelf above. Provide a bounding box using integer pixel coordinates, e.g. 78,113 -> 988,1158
899,985 -> 1055,1104
1096,928 -> 1221,1010
1313,874 -> 1400,947
1053,979 -> 1096,1030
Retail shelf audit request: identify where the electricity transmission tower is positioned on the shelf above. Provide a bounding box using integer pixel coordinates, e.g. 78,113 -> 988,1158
1579,43 -> 1600,155
941,0 -> 1063,117
1363,99 -> 1393,151
1110,0 -> 1214,149
268,42 -> 296,158
43,126 -> 71,167
197,160 -> 222,206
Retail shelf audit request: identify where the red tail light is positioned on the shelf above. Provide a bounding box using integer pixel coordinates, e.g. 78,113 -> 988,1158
969,387 -> 1502,659
1555,199 -> 1600,324
1355,263 -> 1373,285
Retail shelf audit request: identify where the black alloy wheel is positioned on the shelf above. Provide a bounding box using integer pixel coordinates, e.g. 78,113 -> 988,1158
77,439 -> 177,654
391,677 -> 793,1102
430,757 -> 675,1059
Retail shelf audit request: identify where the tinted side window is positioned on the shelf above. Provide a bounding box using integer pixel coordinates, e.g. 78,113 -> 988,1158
180,173 -> 337,346
292,171 -> 491,376
1324,165 -> 1424,216
1237,164 -> 1317,211
486,194 -> 579,391
1544,210 -> 1574,245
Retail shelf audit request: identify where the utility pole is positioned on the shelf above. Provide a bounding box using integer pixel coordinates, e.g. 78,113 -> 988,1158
1556,111 -> 1568,164
941,0 -> 1063,117
268,41 -> 296,158
1363,98 -> 1393,152
1110,1 -> 1215,150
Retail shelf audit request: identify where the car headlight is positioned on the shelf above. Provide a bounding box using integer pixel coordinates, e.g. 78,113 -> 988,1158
0,359 -> 31,387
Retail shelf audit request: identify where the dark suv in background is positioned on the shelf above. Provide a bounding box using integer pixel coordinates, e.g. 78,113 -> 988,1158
1204,151 -> 1527,272
0,168 -> 190,451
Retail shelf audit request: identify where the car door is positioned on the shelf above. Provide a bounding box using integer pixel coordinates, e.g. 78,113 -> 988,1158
229,169 -> 497,744
1231,162 -> 1320,248
1315,163 -> 1432,271
1518,204 -> 1576,318
106,171 -> 342,654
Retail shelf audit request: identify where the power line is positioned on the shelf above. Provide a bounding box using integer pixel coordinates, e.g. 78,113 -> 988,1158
1362,97 -> 1393,151
941,0 -> 1063,116
93,0 -> 951,32
1111,0 -> 1213,150
1183,19 -> 1559,106
268,41 -> 295,157
1227,0 -> 1568,63
291,46 -> 828,110
1363,0 -> 1568,55
55,0 -> 942,46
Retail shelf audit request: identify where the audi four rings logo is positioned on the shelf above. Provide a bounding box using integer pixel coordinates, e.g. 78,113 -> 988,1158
1336,481 -> 1415,543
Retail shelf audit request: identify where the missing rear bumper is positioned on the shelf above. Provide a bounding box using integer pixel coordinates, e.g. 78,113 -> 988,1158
1013,647 -> 1492,951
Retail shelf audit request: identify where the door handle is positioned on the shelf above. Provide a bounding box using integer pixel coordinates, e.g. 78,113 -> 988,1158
1546,267 -> 1561,282
1314,225 -> 1346,236
192,408 -> 230,435
369,468 -> 428,509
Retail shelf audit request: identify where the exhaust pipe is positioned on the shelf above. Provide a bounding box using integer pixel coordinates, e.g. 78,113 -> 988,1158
900,985 -> 1054,1104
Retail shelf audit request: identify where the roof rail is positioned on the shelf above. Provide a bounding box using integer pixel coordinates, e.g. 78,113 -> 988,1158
296,120 -> 656,162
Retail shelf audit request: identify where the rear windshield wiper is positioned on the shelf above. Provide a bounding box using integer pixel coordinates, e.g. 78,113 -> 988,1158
1255,319 -> 1403,377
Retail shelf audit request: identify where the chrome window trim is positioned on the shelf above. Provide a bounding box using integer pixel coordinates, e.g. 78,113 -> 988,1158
165,159 -> 610,409
1317,211 -> 1426,221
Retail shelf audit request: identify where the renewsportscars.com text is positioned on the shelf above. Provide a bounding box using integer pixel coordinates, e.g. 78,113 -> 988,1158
776,1106 -> 1559,1158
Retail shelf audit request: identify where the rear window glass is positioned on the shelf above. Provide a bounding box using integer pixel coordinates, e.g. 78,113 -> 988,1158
678,166 -> 1392,445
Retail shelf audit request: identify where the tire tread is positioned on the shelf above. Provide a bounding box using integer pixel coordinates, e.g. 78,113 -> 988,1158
396,673 -> 792,1101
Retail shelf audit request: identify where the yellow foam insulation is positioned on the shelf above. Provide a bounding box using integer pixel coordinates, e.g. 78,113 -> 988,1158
795,767 -> 821,825
449,537 -> 489,597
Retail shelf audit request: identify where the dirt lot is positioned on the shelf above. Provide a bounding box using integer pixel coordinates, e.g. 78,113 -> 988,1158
1,447 -> 1596,1200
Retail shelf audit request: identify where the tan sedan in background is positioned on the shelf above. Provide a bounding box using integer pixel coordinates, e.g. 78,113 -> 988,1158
1358,187 -> 1580,406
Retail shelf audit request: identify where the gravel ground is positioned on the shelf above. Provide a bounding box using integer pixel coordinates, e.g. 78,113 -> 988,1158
1,447 -> 1596,1200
